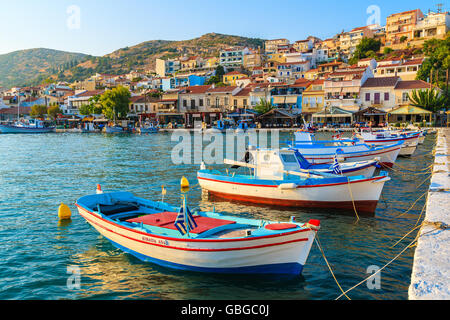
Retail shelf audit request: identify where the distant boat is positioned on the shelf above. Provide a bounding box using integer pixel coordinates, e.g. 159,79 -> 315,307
103,125 -> 124,134
198,146 -> 391,214
357,129 -> 420,156
0,119 -> 55,134
291,131 -> 402,167
137,122 -> 159,134
76,184 -> 320,275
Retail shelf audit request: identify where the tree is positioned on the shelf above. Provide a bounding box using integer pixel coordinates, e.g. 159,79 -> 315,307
47,105 -> 62,120
416,34 -> 450,88
215,65 -> 225,81
30,105 -> 48,118
88,95 -> 103,114
254,98 -> 274,114
349,37 -> 382,64
79,104 -> 91,116
408,89 -> 446,113
383,47 -> 394,55
400,36 -> 408,43
99,86 -> 131,120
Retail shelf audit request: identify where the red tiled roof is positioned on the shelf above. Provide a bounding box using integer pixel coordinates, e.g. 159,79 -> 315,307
206,86 -> 237,93
0,106 -> 31,114
361,77 -> 400,88
76,90 -> 104,97
224,71 -> 245,76
234,87 -> 252,96
180,85 -> 212,94
394,80 -> 431,90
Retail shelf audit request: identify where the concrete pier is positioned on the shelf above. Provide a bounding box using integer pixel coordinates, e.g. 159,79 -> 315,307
409,128 -> 450,300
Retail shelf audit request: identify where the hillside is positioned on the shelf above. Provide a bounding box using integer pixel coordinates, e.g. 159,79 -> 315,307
0,33 -> 265,88
47,33 -> 266,84
0,48 -> 87,88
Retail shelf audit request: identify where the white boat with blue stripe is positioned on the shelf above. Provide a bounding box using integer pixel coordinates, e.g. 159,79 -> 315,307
76,183 -> 319,275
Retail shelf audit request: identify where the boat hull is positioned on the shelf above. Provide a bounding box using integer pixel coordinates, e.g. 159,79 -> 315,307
0,124 -> 54,134
198,172 -> 389,214
363,134 -> 419,157
296,144 -> 401,167
76,204 -> 316,275
138,128 -> 159,134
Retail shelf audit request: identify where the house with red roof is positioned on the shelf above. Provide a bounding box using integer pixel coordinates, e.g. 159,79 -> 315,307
374,58 -> 424,80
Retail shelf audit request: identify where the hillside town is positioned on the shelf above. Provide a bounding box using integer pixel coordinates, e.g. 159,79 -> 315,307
0,7 -> 449,130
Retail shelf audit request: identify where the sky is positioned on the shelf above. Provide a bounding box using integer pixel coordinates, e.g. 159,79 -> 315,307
0,0 -> 447,56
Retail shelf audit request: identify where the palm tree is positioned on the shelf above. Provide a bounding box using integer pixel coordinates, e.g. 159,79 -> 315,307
408,89 -> 445,113
254,98 -> 274,114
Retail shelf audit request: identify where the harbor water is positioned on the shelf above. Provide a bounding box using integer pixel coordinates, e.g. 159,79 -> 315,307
0,131 -> 435,300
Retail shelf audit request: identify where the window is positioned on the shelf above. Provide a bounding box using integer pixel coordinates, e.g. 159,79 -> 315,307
206,98 -> 210,106
402,92 -> 409,102
199,99 -> 203,107
145,106 -> 148,112
183,100 -> 187,107
224,97 -> 228,105
384,92 -> 389,101
234,99 -> 237,107
365,93 -> 370,101
130,104 -> 134,111
191,99 -> 196,108
243,99 -> 247,106
281,154 -> 298,163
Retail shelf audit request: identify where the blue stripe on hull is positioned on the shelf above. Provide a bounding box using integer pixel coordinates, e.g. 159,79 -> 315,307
108,239 -> 304,275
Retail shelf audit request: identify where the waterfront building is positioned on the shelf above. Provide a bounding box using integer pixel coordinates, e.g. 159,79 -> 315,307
323,65 -> 373,112
414,11 -> 450,40
360,76 -> 400,111
205,85 -> 242,112
223,71 -> 247,86
64,90 -> 105,115
219,47 -> 250,67
293,39 -> 313,53
265,39 -> 290,54
155,58 -> 181,77
392,79 -> 436,109
373,58 -> 424,81
270,79 -> 311,113
385,9 -> 424,49
301,79 -> 325,121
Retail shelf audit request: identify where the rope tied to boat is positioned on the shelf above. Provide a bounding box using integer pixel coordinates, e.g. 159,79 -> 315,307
335,220 -> 447,300
346,177 -> 360,222
314,233 -> 351,300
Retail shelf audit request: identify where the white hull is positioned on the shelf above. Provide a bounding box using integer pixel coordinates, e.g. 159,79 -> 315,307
198,173 -> 390,213
76,205 -> 316,274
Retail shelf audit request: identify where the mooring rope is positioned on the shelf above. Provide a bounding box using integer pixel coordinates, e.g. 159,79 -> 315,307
346,177 -> 360,222
335,221 -> 448,300
314,234 -> 351,300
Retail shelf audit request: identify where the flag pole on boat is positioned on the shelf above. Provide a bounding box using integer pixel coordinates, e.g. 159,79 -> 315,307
181,176 -> 190,237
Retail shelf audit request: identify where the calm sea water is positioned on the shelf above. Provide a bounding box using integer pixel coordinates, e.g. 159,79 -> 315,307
0,131 -> 435,300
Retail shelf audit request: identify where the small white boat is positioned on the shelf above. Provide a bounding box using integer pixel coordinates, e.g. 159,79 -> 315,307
103,125 -> 125,134
357,129 -> 420,156
137,122 -> 159,134
292,131 -> 402,168
198,149 -> 390,214
0,119 -> 55,134
76,182 -> 319,275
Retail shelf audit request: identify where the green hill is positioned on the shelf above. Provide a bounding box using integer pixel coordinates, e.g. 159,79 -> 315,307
0,33 -> 265,88
0,48 -> 88,88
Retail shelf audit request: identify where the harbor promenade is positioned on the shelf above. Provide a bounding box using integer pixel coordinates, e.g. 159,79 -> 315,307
409,128 -> 450,300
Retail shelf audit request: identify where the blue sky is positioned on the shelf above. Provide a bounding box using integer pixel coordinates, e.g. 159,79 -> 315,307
0,0 -> 446,56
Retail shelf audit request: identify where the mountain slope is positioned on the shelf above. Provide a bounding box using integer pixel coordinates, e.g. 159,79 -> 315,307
0,33 -> 266,88
0,48 -> 88,88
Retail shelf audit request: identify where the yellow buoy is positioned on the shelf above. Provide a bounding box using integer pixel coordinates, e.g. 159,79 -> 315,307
180,176 -> 190,192
58,203 -> 72,220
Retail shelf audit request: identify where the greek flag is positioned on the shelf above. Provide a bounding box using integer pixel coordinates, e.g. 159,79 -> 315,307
174,205 -> 198,235
332,155 -> 342,175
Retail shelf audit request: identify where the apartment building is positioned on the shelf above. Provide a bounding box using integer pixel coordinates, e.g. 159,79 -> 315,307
385,9 -> 424,48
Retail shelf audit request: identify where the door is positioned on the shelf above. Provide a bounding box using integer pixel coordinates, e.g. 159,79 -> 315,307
374,93 -> 380,105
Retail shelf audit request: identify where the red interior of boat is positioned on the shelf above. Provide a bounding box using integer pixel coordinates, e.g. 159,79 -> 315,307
126,212 -> 236,234
265,223 -> 298,231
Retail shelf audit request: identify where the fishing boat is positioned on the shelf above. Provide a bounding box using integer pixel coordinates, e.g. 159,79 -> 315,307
76,182 -> 319,275
211,119 -> 235,133
137,122 -> 159,134
0,119 -> 55,134
103,125 -> 125,133
221,146 -> 379,178
198,148 -> 390,214
291,131 -> 402,168
357,129 -> 420,156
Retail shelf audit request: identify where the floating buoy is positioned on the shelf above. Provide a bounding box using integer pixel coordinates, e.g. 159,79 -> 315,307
96,184 -> 103,194
180,176 -> 190,192
58,203 -> 72,220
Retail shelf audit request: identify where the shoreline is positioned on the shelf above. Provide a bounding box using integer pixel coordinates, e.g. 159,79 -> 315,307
409,128 -> 450,300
